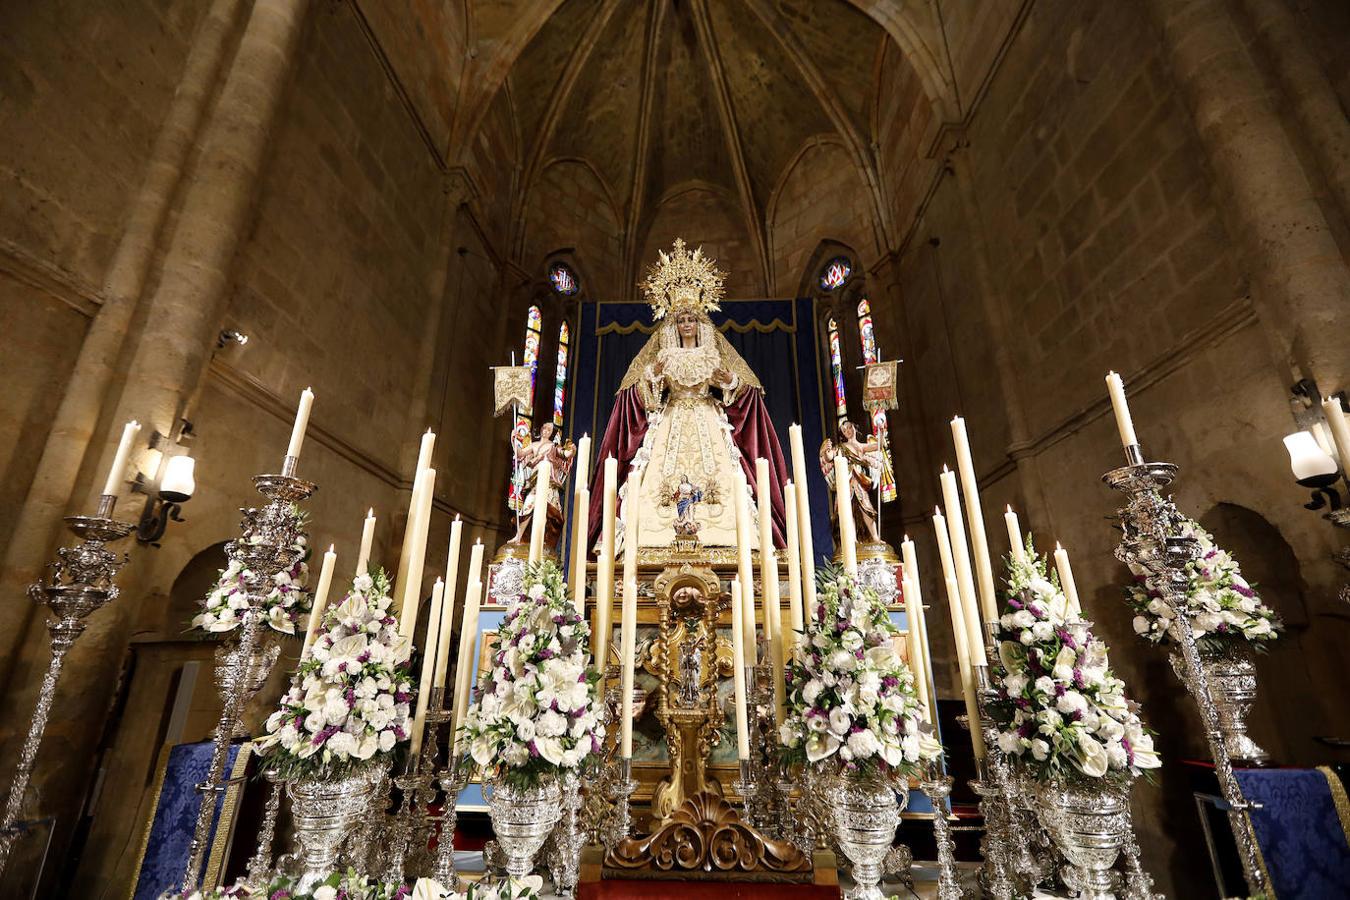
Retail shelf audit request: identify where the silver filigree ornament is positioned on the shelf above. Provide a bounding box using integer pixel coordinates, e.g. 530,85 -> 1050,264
0,502 -> 135,874
486,778 -> 564,880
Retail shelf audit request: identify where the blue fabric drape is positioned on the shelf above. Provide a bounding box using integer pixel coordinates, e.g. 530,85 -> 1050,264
133,741 -> 245,900
570,299 -> 832,562
1234,766 -> 1350,899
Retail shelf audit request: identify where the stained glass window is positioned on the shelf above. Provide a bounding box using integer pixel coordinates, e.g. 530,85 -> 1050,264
819,256 -> 852,292
828,317 -> 848,425
857,298 -> 878,365
553,321 -> 570,427
509,305 -> 543,513
549,262 -> 579,296
856,299 -> 896,502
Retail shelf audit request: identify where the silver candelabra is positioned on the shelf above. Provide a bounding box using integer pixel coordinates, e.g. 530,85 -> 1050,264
0,494 -> 135,874
183,457 -> 315,890
919,765 -> 963,900
1103,443 -> 1265,896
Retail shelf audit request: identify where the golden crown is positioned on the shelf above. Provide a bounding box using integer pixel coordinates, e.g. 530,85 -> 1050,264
642,239 -> 726,320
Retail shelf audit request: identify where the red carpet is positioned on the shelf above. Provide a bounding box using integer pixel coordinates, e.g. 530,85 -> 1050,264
579,882 -> 839,900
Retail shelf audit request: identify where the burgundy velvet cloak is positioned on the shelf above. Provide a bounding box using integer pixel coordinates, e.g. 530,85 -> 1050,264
586,385 -> 789,551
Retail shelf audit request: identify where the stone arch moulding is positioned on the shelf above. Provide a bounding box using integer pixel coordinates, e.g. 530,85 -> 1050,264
165,540 -> 232,635
515,156 -> 624,265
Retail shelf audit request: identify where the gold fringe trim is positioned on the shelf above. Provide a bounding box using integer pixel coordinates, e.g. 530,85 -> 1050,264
596,317 -> 795,336
1318,765 -> 1350,847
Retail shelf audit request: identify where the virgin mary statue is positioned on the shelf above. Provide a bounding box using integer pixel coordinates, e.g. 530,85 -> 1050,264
588,240 -> 788,549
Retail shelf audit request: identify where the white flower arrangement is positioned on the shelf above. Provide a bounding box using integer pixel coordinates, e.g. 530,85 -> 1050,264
780,568 -> 941,780
1125,518 -> 1281,651
255,569 -> 413,779
191,526 -> 311,635
460,561 -> 603,788
991,544 -> 1161,782
163,872 -> 542,900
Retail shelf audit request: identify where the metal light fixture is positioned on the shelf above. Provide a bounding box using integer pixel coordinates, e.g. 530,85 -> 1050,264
134,424 -> 197,545
1287,379 -> 1350,602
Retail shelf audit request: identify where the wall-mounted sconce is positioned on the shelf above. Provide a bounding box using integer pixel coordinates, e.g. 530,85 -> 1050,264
217,329 -> 249,349
133,423 -> 197,546
1287,379 -> 1350,602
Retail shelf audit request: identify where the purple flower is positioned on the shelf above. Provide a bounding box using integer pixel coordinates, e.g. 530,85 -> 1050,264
395,691 -> 411,703
1122,736 -> 1135,766
528,740 -> 540,757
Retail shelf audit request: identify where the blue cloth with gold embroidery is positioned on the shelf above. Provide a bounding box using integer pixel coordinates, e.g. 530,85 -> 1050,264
133,741 -> 244,900
1235,767 -> 1350,899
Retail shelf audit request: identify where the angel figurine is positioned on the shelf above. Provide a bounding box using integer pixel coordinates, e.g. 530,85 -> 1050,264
821,421 -> 883,544
511,422 -> 575,546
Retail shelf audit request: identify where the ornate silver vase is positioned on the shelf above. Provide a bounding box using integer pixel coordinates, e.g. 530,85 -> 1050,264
1171,642 -> 1268,764
832,774 -> 905,900
487,778 -> 564,880
1036,777 -> 1131,900
287,765 -> 385,890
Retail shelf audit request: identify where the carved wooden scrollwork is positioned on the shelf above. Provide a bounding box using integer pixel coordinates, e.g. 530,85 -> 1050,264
606,791 -> 812,877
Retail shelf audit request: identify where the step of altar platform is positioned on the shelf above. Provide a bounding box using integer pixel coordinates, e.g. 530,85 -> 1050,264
578,882 -> 841,900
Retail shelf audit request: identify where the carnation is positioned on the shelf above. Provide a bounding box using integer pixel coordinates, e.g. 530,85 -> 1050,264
780,568 -> 941,782
1123,518 -> 1281,652
990,544 -> 1160,784
460,561 -> 602,789
254,568 -> 412,779
191,513 -> 311,636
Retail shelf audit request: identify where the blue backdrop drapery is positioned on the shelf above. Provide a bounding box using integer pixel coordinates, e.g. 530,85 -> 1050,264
568,298 -> 832,562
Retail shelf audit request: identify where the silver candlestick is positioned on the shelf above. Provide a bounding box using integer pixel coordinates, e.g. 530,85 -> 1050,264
1104,444 -> 1266,896
247,769 -> 286,883
183,459 -> 315,890
919,766 -> 963,900
611,757 -> 637,844
970,665 -> 1017,900
434,766 -> 468,888
0,494 -> 135,874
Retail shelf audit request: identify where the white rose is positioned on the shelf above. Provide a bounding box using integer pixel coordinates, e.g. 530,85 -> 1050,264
840,629 -> 863,652
313,887 -> 338,900
996,731 -> 1021,754
828,707 -> 852,736
802,680 -> 824,705
1132,615 -> 1152,635
528,583 -> 547,600
1031,622 -> 1054,641
1030,739 -> 1050,761
1033,676 -> 1055,696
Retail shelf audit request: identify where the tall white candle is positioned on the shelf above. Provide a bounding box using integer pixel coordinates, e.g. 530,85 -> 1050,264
1323,396 -> 1350,466
902,573 -> 929,720
451,576 -> 483,752
575,434 -> 592,492
399,467 -> 436,638
940,468 -> 987,667
834,454 -> 857,574
286,387 -> 315,460
619,576 -> 638,758
596,458 -> 618,667
414,428 -> 436,475
464,538 -> 485,600
951,417 -> 997,623
783,482 -> 804,636
1005,505 -> 1026,563
529,457 -> 552,564
787,424 -> 818,618
409,577 -> 445,761
731,578 -> 750,760
765,548 -> 785,726
1105,371 -> 1139,449
733,470 -> 757,664
356,508 -> 377,577
434,517 -> 464,689
1054,542 -> 1082,621
572,487 -> 590,615
102,420 -> 142,497
302,544 -> 338,659
902,552 -> 935,720
755,458 -> 776,647
944,572 -> 986,762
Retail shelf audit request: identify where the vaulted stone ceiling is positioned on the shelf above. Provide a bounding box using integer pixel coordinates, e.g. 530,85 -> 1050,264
454,0 -> 935,297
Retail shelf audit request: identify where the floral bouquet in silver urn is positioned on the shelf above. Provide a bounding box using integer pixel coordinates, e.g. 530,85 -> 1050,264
991,544 -> 1159,897
253,568 -> 414,890
191,514 -> 312,634
1124,517 -> 1281,651
460,560 -> 602,881
780,568 -> 940,900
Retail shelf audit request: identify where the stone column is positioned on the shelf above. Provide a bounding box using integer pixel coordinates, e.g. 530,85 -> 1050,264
0,0 -> 249,689
1146,0 -> 1350,386
1237,0 -> 1350,228
0,0 -> 313,885
948,149 -> 1054,536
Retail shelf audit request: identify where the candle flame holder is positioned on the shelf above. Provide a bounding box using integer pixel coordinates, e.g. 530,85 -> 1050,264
182,468 -> 315,891
0,495 -> 135,875
1103,444 -> 1266,896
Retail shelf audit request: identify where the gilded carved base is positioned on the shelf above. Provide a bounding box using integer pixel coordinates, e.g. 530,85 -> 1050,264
603,791 -> 822,882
